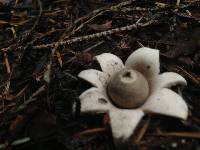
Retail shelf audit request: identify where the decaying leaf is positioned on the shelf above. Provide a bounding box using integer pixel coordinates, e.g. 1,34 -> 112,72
88,21 -> 112,31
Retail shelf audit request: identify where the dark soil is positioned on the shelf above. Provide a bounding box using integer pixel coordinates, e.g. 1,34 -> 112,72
0,0 -> 199,150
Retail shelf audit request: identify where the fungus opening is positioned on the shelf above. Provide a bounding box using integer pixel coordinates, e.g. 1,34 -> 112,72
123,71 -> 131,78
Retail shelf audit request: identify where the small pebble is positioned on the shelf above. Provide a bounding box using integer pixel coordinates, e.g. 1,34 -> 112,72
171,142 -> 178,148
181,139 -> 186,144
161,145 -> 165,148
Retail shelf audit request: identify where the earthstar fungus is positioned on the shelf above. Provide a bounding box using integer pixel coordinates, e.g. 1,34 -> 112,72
78,47 -> 188,141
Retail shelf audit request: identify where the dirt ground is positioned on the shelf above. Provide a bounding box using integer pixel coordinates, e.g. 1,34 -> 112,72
0,0 -> 200,150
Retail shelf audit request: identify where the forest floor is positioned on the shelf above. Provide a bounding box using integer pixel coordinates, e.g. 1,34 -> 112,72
0,0 -> 200,150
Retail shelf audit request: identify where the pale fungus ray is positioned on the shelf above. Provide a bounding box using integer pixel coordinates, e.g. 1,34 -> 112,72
150,72 -> 187,92
109,108 -> 144,140
125,47 -> 159,80
141,88 -> 188,120
95,53 -> 124,76
79,87 -> 111,113
78,69 -> 109,89
78,47 -> 188,141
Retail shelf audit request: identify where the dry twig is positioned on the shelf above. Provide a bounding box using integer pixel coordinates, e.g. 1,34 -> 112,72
33,20 -> 159,49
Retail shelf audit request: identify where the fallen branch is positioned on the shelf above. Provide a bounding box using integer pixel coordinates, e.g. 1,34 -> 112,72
32,20 -> 160,49
148,131 -> 200,139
